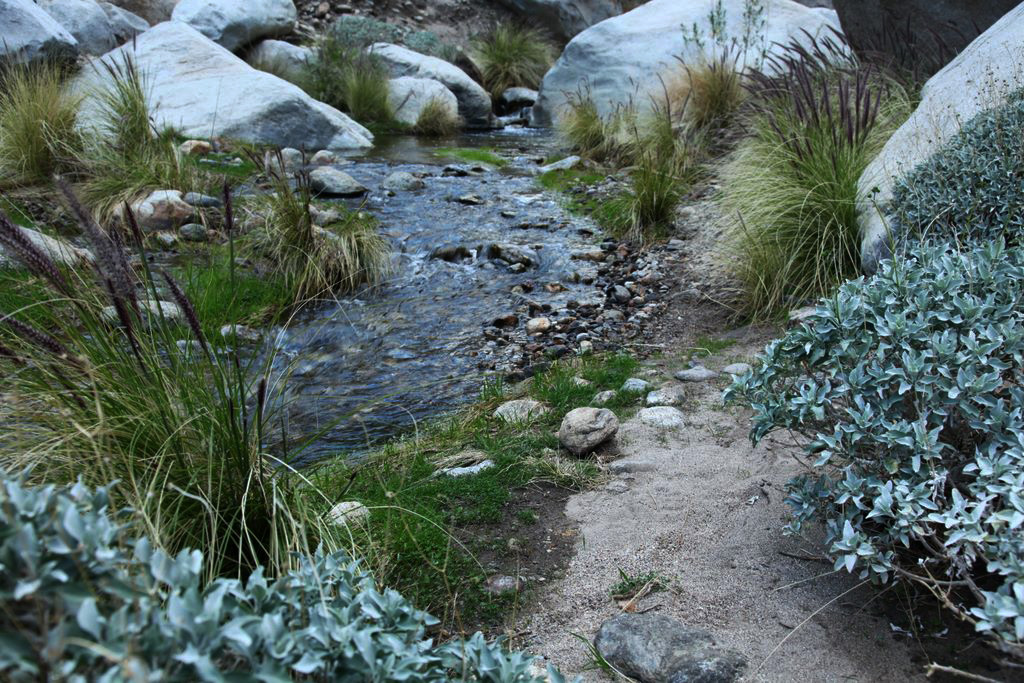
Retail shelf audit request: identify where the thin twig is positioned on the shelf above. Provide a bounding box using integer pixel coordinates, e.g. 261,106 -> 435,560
924,663 -> 1004,682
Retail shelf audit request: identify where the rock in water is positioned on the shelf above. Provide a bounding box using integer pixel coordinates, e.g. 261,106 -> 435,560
532,0 -> 839,126
370,43 -> 492,126
558,407 -> 618,455
595,613 -> 746,683
0,0 -> 78,65
309,167 -> 367,197
387,76 -> 460,127
172,0 -> 297,52
382,171 -> 425,192
73,22 -> 372,150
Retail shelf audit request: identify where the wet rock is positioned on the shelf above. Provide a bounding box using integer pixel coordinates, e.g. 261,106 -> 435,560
494,399 -> 547,423
178,223 -> 208,242
309,167 -> 367,197
621,378 -> 650,393
526,317 -> 552,335
310,149 -> 339,165
327,501 -> 369,526
558,407 -> 618,456
382,171 -> 425,191
638,406 -> 685,430
595,613 -> 746,683
500,86 -> 538,109
572,248 -> 605,262
593,389 -> 617,405
492,313 -> 518,329
131,189 -> 193,232
488,243 -> 537,267
219,324 -> 261,343
457,193 -> 485,205
178,139 -> 211,156
722,362 -> 752,376
183,191 -> 221,208
675,366 -> 718,382
645,385 -> 686,407
430,245 -> 473,262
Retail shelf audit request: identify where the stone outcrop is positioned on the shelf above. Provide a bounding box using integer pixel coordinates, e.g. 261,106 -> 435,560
74,22 -> 373,151
858,4 -> 1024,272
171,0 -> 297,52
0,0 -> 78,64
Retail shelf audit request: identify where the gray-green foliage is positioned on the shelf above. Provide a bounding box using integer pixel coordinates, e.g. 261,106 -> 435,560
887,91 -> 1024,247
330,16 -> 458,61
0,472 -> 567,682
726,240 -> 1024,653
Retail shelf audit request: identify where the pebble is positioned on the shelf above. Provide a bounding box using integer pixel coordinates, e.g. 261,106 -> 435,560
609,459 -> 657,474
439,459 -> 495,478
457,194 -> 484,205
621,378 -> 650,393
638,407 -> 685,430
593,390 -> 617,405
645,385 -> 686,407
675,366 -> 719,382
178,223 -> 208,242
526,317 -> 552,335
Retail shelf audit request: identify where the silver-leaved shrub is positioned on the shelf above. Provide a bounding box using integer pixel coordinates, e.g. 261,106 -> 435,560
0,473 -> 565,682
726,240 -> 1024,653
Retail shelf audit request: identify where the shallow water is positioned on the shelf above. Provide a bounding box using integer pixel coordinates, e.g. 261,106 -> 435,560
270,128 -> 605,463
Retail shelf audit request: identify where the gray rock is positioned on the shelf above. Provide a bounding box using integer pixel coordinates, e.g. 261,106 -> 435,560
525,317 -> 552,334
310,149 -> 339,165
558,407 -> 618,455
37,0 -> 139,55
501,86 -> 539,108
857,4 -> 1024,273
130,189 -> 193,232
0,225 -> 92,269
484,574 -> 523,595
439,459 -> 496,477
621,378 -> 650,393
532,0 -> 839,126
612,285 -> 631,303
722,362 -> 752,376
309,167 -> 367,196
183,191 -> 221,208
489,243 -> 537,267
309,205 -> 341,227
645,385 -> 685,407
219,324 -> 261,342
172,0 -> 296,52
0,0 -> 78,65
102,299 -> 183,324
74,22 -> 372,150
327,501 -> 369,526
674,366 -> 718,382
153,231 -> 178,248
638,406 -> 685,430
608,459 -> 656,474
382,171 -> 425,191
387,76 -> 460,127
98,2 -> 149,38
247,38 -> 312,78
178,222 -> 208,241
538,155 -> 582,174
103,0 -> 175,24
495,0 -> 621,41
593,389 -> 616,405
595,613 -> 746,683
494,398 -> 548,423
370,43 -> 492,126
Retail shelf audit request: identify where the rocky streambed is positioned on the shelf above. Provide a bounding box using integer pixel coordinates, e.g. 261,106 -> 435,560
267,129 -> 670,461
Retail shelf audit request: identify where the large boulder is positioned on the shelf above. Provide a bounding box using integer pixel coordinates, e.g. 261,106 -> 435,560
832,0 -> 1018,75
387,77 -> 460,127
37,0 -> 146,55
369,43 -> 492,127
531,0 -> 840,126
0,0 -> 78,64
494,0 -> 622,42
858,4 -> 1024,273
74,22 -> 372,150
558,407 -> 618,456
104,0 -> 177,24
171,0 -> 296,52
246,38 -> 311,79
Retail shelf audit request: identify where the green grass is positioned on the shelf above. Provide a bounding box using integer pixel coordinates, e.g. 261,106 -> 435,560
0,60 -> 82,187
471,23 -> 555,99
432,147 -> 507,167
609,568 -> 665,599
301,34 -> 395,128
675,54 -> 746,131
412,98 -> 461,137
538,168 -> 605,193
690,336 -> 736,358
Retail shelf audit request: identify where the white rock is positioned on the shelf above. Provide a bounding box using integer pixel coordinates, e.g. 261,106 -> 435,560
102,299 -> 184,324
179,139 -> 212,156
857,4 -> 1024,272
103,0 -> 175,24
494,398 -> 547,423
310,149 -> 339,165
439,459 -> 496,477
538,155 -> 582,174
382,171 -> 425,191
722,362 -> 752,375
558,406 -> 619,455
0,225 -> 92,269
638,406 -> 685,430
247,38 -> 311,77
532,0 -> 840,126
500,86 -> 539,107
309,167 -> 367,197
593,389 -> 617,405
526,317 -> 552,335
645,385 -> 686,407
74,22 -> 372,150
387,76 -> 460,127
328,501 -> 369,526
370,43 -> 492,126
620,377 -> 650,392
37,0 -> 142,55
131,189 -> 193,232
495,0 -> 620,41
0,0 -> 78,64
674,366 -> 718,382
98,1 -> 149,37
172,0 -> 296,52
219,324 -> 261,342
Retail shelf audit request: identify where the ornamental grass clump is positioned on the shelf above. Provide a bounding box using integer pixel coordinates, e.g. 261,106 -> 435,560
720,36 -> 911,319
413,97 -> 461,137
726,240 -> 1024,658
0,472 -> 561,681
472,23 -> 555,99
303,34 -> 394,127
0,182 -> 328,580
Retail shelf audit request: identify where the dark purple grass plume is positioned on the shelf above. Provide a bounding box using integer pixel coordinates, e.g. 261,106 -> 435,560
0,208 -> 75,299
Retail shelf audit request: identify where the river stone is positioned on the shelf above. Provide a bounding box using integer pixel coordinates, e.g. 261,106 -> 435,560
494,398 -> 548,423
531,0 -> 840,126
387,76 -> 460,127
638,406 -> 685,430
370,43 -> 492,126
130,189 -> 193,232
309,167 -> 367,197
101,299 -> 183,324
501,86 -> 539,109
310,149 -> 340,165
489,243 -> 537,267
558,407 -> 618,456
382,171 -> 425,191
183,191 -> 221,207
73,22 -> 373,151
178,223 -> 207,241
621,378 -> 650,392
0,0 -> 79,65
857,4 -> 1024,273
722,362 -> 752,376
595,613 -> 746,683
247,38 -> 311,78
0,225 -> 92,269
646,385 -> 685,407
593,389 -> 616,405
675,366 -> 718,382
37,0 -> 143,55
526,317 -> 552,335
179,139 -> 211,156
538,155 -> 582,174
172,0 -> 296,52
494,0 -> 621,41
328,501 -> 369,526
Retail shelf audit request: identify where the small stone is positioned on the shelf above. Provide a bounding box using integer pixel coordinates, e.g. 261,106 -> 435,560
484,574 -> 523,595
178,223 -> 208,242
309,167 -> 366,196
310,149 -> 339,165
621,378 -> 650,393
612,285 -> 631,303
558,407 -> 618,456
153,231 -> 178,248
572,376 -> 592,387
666,238 -> 685,251
571,248 -> 605,262
219,324 -> 261,343
130,190 -> 193,232
526,317 -> 552,335
492,313 -> 518,329
457,193 -> 484,205
183,192 -> 222,208
675,366 -> 719,382
328,501 -> 369,526
179,139 -> 211,156
638,406 -> 685,430
593,390 -> 616,405
578,340 -> 594,354
605,480 -> 630,493
440,459 -> 496,477
600,309 -> 625,322
102,300 -> 183,325
382,171 -> 425,191
546,344 -> 569,359
646,385 -> 686,407
609,459 -> 657,474
310,205 -> 343,227
500,209 -> 517,218
494,399 -> 547,423
488,243 -> 537,267
722,362 -> 752,376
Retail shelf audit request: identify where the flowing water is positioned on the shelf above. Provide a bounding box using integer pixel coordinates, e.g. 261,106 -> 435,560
271,128 -> 606,463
